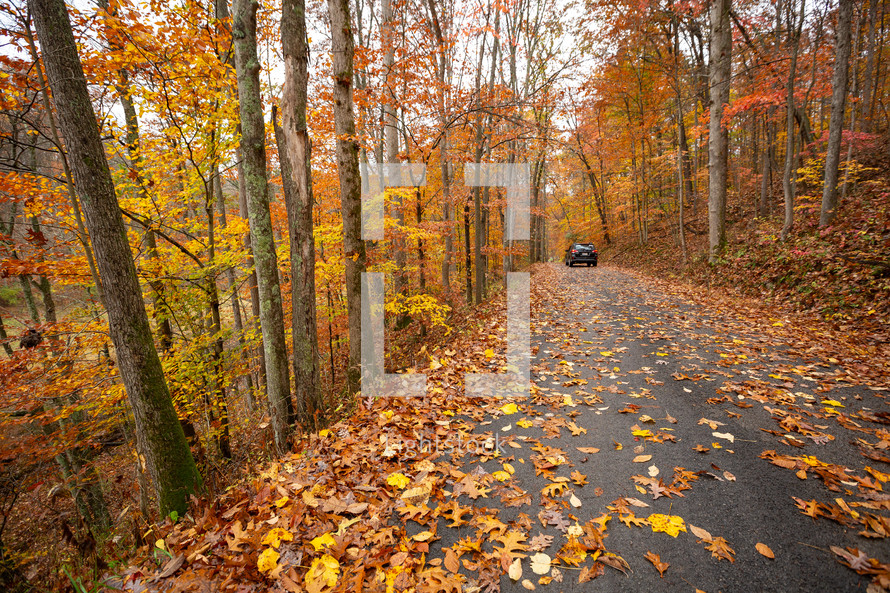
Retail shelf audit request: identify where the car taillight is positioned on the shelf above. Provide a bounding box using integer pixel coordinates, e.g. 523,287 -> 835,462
571,250 -> 578,253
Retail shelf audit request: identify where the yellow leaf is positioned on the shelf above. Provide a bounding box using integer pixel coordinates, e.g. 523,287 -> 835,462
820,399 -> 844,407
493,470 -> 511,482
648,514 -> 686,537
386,472 -> 411,489
155,539 -> 166,551
257,548 -> 280,573
262,528 -> 294,549
500,402 -> 519,415
310,532 -> 335,551
485,348 -> 495,358
517,419 -> 533,428
319,429 -> 331,437
335,517 -> 360,536
632,429 -> 654,438
503,463 -> 515,475
274,496 -> 290,508
600,351 -> 613,357
306,554 -> 340,590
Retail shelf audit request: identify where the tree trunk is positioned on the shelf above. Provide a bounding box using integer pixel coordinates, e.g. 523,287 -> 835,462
232,0 -> 294,454
382,0 -> 406,303
781,0 -> 807,240
214,172 -> 254,407
327,0 -> 365,396
276,0 -> 323,428
708,0 -> 732,262
236,137 -> 267,396
759,109 -> 775,217
29,0 -> 200,515
862,0 -> 878,132
821,0 -> 854,227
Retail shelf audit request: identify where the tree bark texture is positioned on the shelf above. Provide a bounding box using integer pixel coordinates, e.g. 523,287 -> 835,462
327,0 -> 366,396
821,0 -> 854,227
232,0 -> 294,453
708,0 -> 732,263
276,0 -> 323,427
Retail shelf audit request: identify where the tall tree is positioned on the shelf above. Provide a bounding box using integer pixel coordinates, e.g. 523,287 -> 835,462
382,0 -> 406,301
781,0 -> 807,240
820,0 -> 854,227
232,0 -> 294,453
28,0 -> 200,515
708,0 -> 732,263
327,0 -> 365,396
278,0 -> 322,426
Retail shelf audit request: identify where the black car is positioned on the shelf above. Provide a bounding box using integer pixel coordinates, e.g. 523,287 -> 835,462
564,243 -> 598,267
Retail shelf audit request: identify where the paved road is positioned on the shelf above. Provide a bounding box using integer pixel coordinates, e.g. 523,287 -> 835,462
463,265 -> 887,592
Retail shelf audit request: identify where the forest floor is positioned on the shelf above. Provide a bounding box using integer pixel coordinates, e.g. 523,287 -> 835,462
116,263 -> 889,593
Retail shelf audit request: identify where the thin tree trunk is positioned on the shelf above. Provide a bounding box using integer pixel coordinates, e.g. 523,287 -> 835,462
236,137 -> 267,396
781,0 -> 806,240
708,0 -> 732,262
276,0 -> 322,427
30,0 -> 200,515
382,0 -> 406,303
820,0 -> 854,227
840,7 -> 861,205
233,0 -> 294,454
214,172 -> 254,407
862,0 -> 878,132
327,0 -> 365,396
759,109 -> 775,217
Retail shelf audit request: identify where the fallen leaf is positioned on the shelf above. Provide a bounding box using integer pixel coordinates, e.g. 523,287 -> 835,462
648,514 -> 686,537
755,543 -> 775,559
530,553 -> 551,575
508,558 -> 522,581
576,447 -> 600,454
644,551 -> 669,577
501,402 -> 519,415
257,548 -> 280,574
633,455 -> 653,463
688,524 -> 713,542
386,472 -> 411,489
305,554 -> 339,591
263,528 -> 295,549
712,431 -> 735,443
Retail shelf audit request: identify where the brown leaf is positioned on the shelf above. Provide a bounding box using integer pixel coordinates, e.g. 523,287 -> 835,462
576,447 -> 600,454
444,548 -> 460,573
755,543 -> 775,559
689,524 -> 713,542
644,551 -> 669,577
152,555 -> 184,581
705,537 -> 735,562
578,563 -> 604,583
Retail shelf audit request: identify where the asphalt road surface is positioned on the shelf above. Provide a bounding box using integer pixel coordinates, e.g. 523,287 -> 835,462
456,265 -> 887,593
